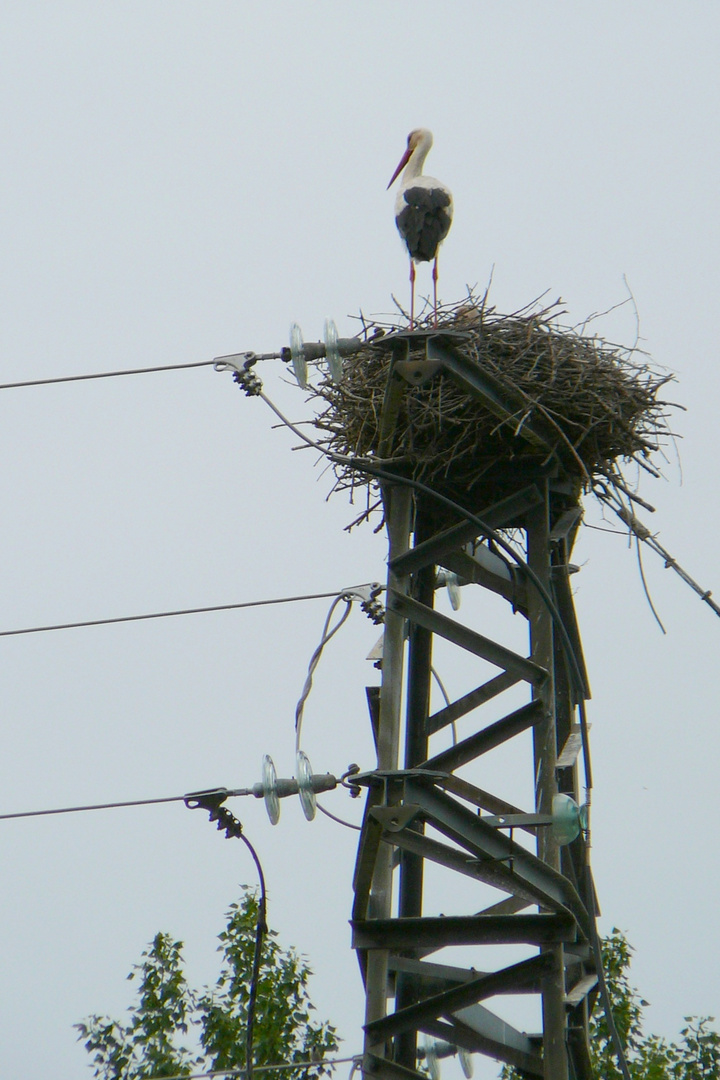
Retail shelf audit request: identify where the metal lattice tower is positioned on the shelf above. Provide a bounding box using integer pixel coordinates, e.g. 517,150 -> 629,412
350,330 -> 598,1080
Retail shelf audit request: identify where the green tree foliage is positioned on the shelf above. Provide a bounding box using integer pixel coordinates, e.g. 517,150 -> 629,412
77,890 -> 339,1080
501,929 -> 719,1079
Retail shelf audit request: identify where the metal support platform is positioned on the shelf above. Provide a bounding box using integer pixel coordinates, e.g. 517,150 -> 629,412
353,332 -> 597,1080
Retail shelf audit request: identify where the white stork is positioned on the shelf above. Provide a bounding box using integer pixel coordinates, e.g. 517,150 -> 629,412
387,128 -> 453,327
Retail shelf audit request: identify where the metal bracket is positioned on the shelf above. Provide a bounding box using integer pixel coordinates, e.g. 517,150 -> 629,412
481,813 -> 553,829
394,339 -> 444,385
370,804 -> 423,832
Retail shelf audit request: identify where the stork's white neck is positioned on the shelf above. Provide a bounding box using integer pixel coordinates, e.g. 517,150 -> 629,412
403,129 -> 433,182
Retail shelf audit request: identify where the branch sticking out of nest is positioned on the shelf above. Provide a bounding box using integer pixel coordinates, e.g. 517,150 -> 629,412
306,294 -> 678,527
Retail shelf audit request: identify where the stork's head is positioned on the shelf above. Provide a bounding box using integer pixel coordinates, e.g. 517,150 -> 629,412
387,128 -> 434,188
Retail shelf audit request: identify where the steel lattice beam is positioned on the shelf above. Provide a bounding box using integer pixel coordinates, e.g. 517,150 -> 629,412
355,331 -> 596,1080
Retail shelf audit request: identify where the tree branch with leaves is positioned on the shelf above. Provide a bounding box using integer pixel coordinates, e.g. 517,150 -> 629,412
77,890 -> 339,1080
501,929 -> 718,1080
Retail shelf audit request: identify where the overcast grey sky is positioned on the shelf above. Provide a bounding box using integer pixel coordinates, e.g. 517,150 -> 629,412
1,4 -> 719,1078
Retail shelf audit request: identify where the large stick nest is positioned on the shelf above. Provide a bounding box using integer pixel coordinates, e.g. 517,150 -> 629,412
308,296 -> 676,525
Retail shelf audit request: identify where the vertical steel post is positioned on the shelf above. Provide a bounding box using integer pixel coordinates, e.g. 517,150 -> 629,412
363,485 -> 412,1060
395,505 -> 435,1070
527,481 -> 569,1080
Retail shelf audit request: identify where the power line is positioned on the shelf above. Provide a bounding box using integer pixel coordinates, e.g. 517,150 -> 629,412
137,1055 -> 361,1080
295,595 -> 353,752
257,389 -> 594,786
0,779 -> 358,824
0,585 -> 379,639
240,826 -> 268,1080
0,359 -> 217,392
253,392 -> 633,1076
0,792 -> 197,821
315,801 -> 361,832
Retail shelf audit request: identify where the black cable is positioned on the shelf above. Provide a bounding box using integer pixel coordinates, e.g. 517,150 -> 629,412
329,457 -> 638,1075
315,449 -> 633,1074
8,788 -> 344,1080
0,359 -> 217,392
331,457 -> 639,1078
238,832 -> 268,1080
332,454 -> 593,789
245,386 -> 635,1077
256,392 -> 593,783
586,865 -> 633,1080
315,802 -> 361,832
325,457 -> 640,1075
183,795 -> 269,1080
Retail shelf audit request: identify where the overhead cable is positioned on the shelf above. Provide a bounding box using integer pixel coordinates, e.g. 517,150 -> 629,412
246,382 -> 638,1078
315,802 -> 362,832
0,767 -> 357,824
256,388 -> 593,788
236,827 -> 267,1080
597,483 -> 720,619
137,1054 -> 361,1080
0,585 -> 380,639
295,594 -> 354,753
0,773 -> 347,823
430,665 -> 458,746
182,786 -> 269,1080
0,359 -> 217,392
0,791 -> 215,822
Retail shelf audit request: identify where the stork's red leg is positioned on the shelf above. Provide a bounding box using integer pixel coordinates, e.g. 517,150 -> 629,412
409,260 -> 416,328
432,256 -> 439,327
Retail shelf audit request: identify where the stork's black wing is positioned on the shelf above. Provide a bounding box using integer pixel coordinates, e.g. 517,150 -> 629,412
396,186 -> 452,262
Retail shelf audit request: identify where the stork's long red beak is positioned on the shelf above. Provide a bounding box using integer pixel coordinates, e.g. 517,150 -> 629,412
387,146 -> 412,189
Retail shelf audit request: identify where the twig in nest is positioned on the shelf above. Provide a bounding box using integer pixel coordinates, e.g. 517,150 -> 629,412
304,291 -> 675,529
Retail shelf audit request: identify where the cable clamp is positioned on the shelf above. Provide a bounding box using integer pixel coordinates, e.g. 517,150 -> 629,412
213,352 -> 264,395
184,787 -> 231,810
340,582 -> 385,624
184,788 -> 244,839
